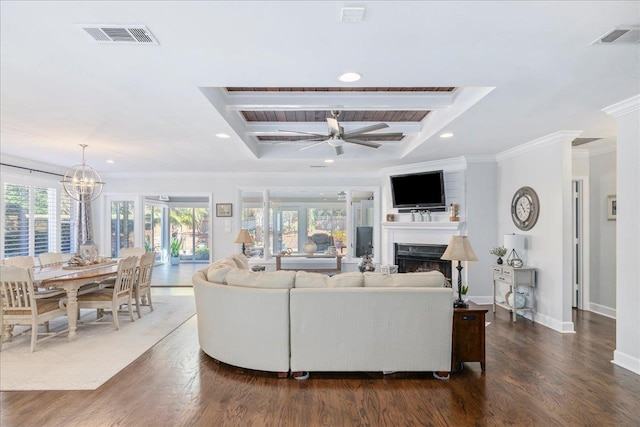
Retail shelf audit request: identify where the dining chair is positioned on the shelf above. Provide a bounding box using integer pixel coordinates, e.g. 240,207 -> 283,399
2,256 -> 35,268
76,256 -> 137,330
38,252 -> 63,267
133,252 -> 155,318
0,266 -> 68,352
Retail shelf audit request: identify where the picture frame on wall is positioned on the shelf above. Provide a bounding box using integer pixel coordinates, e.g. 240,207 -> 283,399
607,195 -> 616,221
216,203 -> 233,217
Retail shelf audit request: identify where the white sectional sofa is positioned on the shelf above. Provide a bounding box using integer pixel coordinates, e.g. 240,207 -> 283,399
192,254 -> 454,378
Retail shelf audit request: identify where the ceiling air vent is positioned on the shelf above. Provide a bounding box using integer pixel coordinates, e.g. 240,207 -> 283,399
592,27 -> 640,44
80,25 -> 158,44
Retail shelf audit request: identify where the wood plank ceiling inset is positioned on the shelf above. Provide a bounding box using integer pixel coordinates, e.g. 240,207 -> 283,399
256,135 -> 404,142
226,87 -> 455,92
242,110 -> 428,122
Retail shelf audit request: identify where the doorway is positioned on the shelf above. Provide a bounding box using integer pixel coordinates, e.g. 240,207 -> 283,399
572,178 -> 590,310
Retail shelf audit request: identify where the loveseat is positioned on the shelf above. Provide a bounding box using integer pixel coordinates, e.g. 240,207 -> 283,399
192,254 -> 454,378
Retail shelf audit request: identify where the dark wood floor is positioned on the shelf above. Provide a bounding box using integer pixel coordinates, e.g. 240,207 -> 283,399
2,303 -> 639,426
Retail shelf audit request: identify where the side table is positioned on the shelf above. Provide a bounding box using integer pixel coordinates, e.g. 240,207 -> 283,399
451,307 -> 488,372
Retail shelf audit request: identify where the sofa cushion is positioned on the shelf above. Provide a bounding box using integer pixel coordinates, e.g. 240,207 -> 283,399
363,272 -> 395,287
226,269 -> 296,289
394,271 -> 445,287
294,271 -> 363,288
206,264 -> 235,284
231,253 -> 250,270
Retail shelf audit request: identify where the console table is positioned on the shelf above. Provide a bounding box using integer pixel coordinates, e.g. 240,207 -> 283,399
452,307 -> 488,372
274,254 -> 344,274
492,264 -> 536,322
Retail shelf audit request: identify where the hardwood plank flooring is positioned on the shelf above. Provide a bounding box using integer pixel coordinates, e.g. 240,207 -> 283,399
2,304 -> 639,426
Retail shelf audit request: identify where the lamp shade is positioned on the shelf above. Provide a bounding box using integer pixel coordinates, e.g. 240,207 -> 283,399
504,234 -> 525,250
234,229 -> 254,245
441,235 -> 478,261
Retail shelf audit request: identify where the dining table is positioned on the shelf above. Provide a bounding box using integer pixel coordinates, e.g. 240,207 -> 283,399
33,261 -> 119,341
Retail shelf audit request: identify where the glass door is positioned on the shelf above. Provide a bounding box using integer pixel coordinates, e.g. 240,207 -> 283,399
169,207 -> 210,263
110,200 -> 135,258
145,203 -> 166,262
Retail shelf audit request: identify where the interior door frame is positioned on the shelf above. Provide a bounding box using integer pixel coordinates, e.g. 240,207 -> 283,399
102,194 -> 143,258
572,176 -> 590,310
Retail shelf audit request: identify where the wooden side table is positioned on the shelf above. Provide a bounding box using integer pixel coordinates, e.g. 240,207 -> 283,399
451,307 -> 488,372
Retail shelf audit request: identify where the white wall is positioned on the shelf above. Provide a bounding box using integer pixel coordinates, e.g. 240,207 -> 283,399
604,95 -> 640,375
496,131 -> 579,333
464,159 -> 498,303
588,151 -> 617,314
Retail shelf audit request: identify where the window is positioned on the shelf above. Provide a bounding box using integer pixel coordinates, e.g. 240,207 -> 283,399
170,206 -> 210,262
241,191 -> 264,257
3,182 -> 74,257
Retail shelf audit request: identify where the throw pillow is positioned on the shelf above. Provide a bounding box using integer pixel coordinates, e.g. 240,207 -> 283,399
206,264 -> 235,284
226,269 -> 296,289
363,272 -> 395,287
294,271 -> 328,288
327,272 -> 363,287
392,271 -> 445,287
231,253 -> 250,270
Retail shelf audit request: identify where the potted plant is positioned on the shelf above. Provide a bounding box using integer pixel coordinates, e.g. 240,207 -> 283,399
461,285 -> 469,301
170,236 -> 182,265
490,246 -> 507,264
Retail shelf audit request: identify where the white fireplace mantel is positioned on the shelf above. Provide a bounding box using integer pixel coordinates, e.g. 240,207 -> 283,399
381,221 -> 466,265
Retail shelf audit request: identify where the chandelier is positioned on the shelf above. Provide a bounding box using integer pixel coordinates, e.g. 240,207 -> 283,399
60,144 -> 105,202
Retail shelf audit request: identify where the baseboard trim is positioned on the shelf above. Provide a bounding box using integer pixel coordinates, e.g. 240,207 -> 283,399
588,302 -> 616,319
612,350 -> 640,375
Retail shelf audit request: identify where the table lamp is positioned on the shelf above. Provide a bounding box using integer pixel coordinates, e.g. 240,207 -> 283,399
441,235 -> 478,308
234,229 -> 254,256
504,234 -> 525,268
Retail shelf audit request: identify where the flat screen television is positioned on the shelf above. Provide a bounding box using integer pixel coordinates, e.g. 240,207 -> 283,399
390,170 -> 446,209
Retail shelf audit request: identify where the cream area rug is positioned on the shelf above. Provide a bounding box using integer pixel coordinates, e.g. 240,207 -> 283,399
0,293 -> 195,391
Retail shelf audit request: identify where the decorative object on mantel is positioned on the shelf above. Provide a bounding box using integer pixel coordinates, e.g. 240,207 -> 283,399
411,209 -> 431,222
302,237 -> 317,255
386,214 -> 395,222
441,235 -> 478,308
489,246 -> 507,265
504,234 -> 525,268
380,265 -> 398,274
60,144 -> 105,203
449,203 -> 460,222
280,247 -> 293,255
234,229 -> 254,257
357,252 -> 375,272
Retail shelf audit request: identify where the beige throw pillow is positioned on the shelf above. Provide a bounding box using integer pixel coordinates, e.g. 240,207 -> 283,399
294,271 -> 363,288
231,253 -> 250,270
226,269 -> 296,289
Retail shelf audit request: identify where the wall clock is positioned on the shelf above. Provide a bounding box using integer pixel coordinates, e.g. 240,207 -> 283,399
511,186 -> 540,231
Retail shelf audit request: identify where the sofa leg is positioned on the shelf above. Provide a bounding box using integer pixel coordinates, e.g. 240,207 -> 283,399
293,371 -> 310,380
433,371 -> 450,380
277,372 -> 288,379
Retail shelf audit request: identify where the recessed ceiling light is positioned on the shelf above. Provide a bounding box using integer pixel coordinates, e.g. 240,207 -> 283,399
324,159 -> 335,163
216,133 -> 231,139
338,72 -> 361,83
106,159 -> 115,164
440,133 -> 454,138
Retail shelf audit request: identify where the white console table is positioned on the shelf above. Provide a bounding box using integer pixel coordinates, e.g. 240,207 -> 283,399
492,264 -> 536,322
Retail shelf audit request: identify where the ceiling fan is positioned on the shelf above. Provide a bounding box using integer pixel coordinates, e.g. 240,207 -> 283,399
277,110 -> 403,155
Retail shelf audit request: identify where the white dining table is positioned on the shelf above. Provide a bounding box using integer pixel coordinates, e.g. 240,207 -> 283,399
33,261 -> 119,341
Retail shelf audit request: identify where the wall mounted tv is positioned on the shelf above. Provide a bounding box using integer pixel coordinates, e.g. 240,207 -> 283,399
390,170 -> 446,209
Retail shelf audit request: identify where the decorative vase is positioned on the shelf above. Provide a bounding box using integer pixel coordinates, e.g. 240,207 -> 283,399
497,257 -> 503,265
358,253 -> 375,272
302,238 -> 317,255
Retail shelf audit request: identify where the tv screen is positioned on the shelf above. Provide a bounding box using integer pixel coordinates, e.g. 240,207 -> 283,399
390,170 -> 445,208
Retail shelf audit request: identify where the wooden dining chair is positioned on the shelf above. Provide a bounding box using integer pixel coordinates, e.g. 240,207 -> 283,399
76,256 -> 137,330
133,252 -> 155,318
2,256 -> 35,268
38,252 -> 63,267
0,266 -> 68,352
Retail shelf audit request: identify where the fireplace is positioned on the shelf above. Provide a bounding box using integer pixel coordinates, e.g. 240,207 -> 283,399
394,243 -> 452,286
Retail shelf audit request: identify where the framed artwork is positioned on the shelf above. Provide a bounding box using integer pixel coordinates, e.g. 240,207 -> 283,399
216,203 -> 233,217
607,195 -> 616,221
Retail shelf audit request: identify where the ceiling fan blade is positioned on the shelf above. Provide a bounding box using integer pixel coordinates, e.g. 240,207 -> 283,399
327,117 -> 341,136
271,136 -> 326,145
344,138 -> 382,149
299,141 -> 327,151
365,132 -> 404,139
277,130 -> 328,138
343,123 -> 389,138
334,145 -> 344,156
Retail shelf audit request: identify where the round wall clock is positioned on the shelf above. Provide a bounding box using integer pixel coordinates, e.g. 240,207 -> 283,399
511,186 -> 540,231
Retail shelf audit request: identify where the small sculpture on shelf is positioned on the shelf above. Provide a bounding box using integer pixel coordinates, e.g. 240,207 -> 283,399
490,246 -> 507,265
357,252 -> 375,272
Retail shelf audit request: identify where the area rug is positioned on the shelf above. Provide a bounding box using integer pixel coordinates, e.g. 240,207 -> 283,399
0,294 -> 195,391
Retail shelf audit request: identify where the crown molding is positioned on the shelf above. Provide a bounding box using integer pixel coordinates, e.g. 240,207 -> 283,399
101,170 -> 381,180
495,130 -> 582,162
381,157 -> 467,175
602,94 -> 640,118
464,155 -> 497,163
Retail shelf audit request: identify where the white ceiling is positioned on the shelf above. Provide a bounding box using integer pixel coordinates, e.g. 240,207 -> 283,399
1,1 -> 638,175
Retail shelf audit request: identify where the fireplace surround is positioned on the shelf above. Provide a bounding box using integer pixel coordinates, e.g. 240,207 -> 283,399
394,243 -> 452,286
